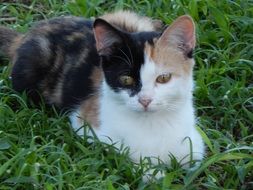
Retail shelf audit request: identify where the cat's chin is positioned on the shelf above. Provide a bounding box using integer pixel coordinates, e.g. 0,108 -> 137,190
138,109 -> 156,113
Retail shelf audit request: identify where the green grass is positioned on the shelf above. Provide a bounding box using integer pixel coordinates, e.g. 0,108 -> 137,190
0,0 -> 253,189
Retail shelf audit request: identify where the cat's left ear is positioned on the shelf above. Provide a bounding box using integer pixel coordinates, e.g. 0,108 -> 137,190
93,19 -> 123,56
158,15 -> 195,58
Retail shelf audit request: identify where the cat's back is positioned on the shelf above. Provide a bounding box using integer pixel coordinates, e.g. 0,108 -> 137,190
24,16 -> 95,54
33,16 -> 93,31
29,16 -> 93,35
13,16 -> 95,67
11,16 -> 98,108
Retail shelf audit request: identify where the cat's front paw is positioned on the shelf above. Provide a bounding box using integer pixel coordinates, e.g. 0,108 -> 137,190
142,169 -> 164,182
69,111 -> 85,136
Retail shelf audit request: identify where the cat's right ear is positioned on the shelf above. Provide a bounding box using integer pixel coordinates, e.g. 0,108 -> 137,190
93,19 -> 123,56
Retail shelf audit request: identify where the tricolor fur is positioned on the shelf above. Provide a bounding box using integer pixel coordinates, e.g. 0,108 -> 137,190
0,11 -> 204,170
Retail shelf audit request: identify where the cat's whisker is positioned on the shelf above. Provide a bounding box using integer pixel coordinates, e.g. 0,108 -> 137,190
165,105 -> 181,111
151,102 -> 180,111
126,44 -> 134,65
111,55 -> 131,67
153,102 -> 181,108
118,48 -> 132,66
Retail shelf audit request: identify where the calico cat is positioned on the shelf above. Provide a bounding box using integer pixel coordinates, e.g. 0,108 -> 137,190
0,11 -> 204,168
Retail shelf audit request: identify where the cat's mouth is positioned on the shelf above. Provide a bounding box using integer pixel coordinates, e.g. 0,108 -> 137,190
143,107 -> 154,112
133,105 -> 157,113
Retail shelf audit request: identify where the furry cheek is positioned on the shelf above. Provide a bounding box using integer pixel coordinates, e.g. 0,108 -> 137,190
118,90 -> 142,110
155,77 -> 190,109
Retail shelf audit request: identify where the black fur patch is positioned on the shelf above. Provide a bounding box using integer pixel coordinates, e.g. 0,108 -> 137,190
9,16 -> 160,110
100,29 -> 159,96
187,48 -> 193,58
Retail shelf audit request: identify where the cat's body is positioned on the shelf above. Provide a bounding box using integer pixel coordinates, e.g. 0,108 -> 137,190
0,11 -> 204,168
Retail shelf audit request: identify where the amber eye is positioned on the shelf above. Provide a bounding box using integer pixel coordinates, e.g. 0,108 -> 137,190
119,75 -> 134,86
156,74 -> 172,84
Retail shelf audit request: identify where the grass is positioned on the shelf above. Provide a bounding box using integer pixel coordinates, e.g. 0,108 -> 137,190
0,0 -> 252,189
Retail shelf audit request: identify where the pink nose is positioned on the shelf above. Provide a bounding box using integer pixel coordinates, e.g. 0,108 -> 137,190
138,98 -> 152,108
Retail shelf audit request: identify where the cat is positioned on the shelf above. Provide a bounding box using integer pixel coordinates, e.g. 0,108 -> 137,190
0,10 -> 204,170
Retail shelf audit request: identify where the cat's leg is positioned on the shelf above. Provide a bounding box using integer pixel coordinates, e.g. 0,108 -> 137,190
69,110 -> 85,136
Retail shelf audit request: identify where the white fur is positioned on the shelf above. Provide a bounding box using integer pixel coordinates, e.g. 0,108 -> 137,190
69,111 -> 84,136
70,54 -> 204,167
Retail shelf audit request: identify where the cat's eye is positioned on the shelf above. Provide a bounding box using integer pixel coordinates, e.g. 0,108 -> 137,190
156,74 -> 172,84
119,75 -> 134,86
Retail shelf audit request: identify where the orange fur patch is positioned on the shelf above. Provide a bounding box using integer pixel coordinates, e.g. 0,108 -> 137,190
79,66 -> 102,128
144,42 -> 194,77
66,32 -> 85,42
101,10 -> 163,32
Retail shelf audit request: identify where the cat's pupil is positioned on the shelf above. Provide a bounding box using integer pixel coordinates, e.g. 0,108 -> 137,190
156,74 -> 172,84
119,75 -> 135,86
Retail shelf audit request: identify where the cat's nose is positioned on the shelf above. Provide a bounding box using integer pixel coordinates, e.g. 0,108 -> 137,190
138,98 -> 152,108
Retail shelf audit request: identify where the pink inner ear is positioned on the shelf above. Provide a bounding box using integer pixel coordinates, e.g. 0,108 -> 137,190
158,15 -> 196,50
179,17 -> 195,48
94,24 -> 114,52
94,26 -> 106,51
93,21 -> 123,55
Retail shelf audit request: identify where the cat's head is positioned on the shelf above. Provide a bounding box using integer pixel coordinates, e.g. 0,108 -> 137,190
93,15 -> 195,113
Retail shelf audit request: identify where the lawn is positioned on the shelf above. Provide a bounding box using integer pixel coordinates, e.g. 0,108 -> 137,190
0,0 -> 252,189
